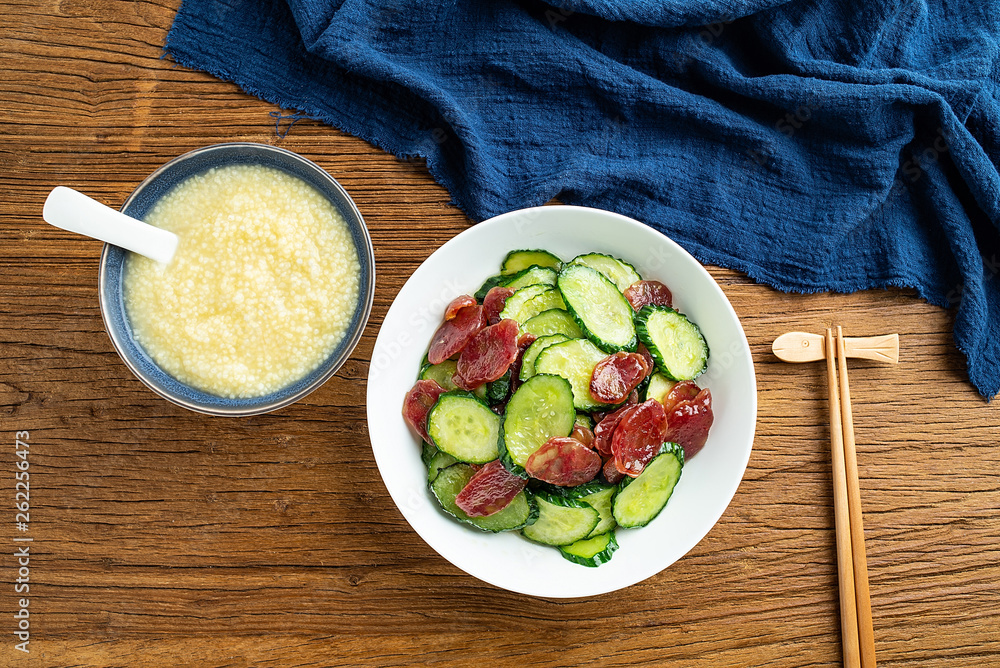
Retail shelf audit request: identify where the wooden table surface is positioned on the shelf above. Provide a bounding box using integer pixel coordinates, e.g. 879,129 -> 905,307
3,2 -> 1000,666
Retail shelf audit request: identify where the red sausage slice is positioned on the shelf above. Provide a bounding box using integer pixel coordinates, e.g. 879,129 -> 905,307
483,286 -> 515,325
661,380 -> 701,414
571,423 -> 595,450
666,388 -> 714,459
612,399 -> 668,477
624,280 -> 673,311
637,343 -> 656,376
525,437 -> 602,486
427,305 -> 487,365
507,332 -> 537,393
455,319 -> 519,389
445,294 -> 478,321
590,352 -> 651,404
402,379 -> 446,443
592,403 -> 635,457
455,460 -> 527,517
602,456 -> 625,485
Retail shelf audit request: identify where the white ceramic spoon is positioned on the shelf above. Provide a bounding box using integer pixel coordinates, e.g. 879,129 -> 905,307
42,186 -> 178,264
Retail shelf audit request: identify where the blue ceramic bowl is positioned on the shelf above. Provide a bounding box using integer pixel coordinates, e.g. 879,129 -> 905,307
98,143 -> 375,416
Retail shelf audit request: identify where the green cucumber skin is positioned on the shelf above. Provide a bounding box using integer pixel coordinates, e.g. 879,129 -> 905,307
522,309 -> 585,339
531,482 -> 618,537
431,463 -> 538,533
419,360 -> 460,391
580,486 -> 618,537
500,265 -> 558,291
635,305 -> 709,381
644,372 -> 677,403
475,274 -> 506,301
533,338 -> 613,412
568,253 -> 642,292
421,442 -> 438,468
521,493 -> 601,546
557,264 -> 637,353
612,442 -> 685,528
501,249 -> 563,275
427,391 -> 502,464
426,450 -> 459,483
498,284 -> 549,322
498,420 -> 528,479
519,334 -> 570,382
518,289 -> 566,324
559,531 -> 619,567
500,374 -> 576,469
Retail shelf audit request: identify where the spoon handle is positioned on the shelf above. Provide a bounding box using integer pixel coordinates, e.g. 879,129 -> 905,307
42,186 -> 178,264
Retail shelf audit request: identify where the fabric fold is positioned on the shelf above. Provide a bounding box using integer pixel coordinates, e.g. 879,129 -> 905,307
166,0 -> 1000,398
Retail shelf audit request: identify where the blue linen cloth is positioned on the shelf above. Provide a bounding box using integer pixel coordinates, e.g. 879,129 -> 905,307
165,0 -> 1000,398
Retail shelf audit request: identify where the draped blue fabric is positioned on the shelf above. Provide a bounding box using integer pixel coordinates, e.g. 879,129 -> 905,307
166,0 -> 1000,397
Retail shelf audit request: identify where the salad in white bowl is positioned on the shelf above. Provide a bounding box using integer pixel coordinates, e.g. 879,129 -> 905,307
367,205 -> 756,598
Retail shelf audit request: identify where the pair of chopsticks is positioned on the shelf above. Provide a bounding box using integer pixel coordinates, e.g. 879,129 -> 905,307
824,327 -> 875,668
774,328 -> 898,668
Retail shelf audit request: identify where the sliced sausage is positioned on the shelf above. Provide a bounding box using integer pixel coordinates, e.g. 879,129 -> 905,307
665,388 -> 714,459
482,286 -> 515,325
402,379 -> 446,443
455,460 -> 527,517
590,352 -> 651,404
454,318 -> 519,389
624,280 -> 673,311
525,437 -> 602,486
612,399 -> 668,477
427,304 -> 487,365
445,294 -> 478,320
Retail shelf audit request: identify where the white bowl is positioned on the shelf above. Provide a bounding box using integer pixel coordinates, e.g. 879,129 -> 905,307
366,205 -> 756,598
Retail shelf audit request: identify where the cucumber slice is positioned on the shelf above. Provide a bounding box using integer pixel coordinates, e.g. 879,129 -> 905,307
522,308 -> 584,339
500,374 -> 575,470
421,442 -> 438,467
475,274 -> 506,301
500,265 -> 558,291
519,289 -> 567,324
644,372 -> 677,403
533,338 -> 613,411
501,249 -> 562,275
557,264 -> 637,353
568,253 -> 642,292
559,531 -> 619,567
426,449 -> 459,483
521,491 -> 600,546
574,413 -> 593,430
427,392 -> 501,464
612,442 -> 684,528
519,334 -> 569,382
420,360 -> 459,391
421,361 -> 487,399
579,485 -> 618,537
498,284 -> 549,323
431,463 -> 537,532
636,306 -> 709,381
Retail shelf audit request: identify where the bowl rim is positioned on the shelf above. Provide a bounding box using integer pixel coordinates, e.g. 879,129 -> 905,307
367,204 -> 757,597
98,142 -> 376,417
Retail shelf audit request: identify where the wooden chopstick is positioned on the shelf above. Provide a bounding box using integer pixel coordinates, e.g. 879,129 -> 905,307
837,326 -> 877,668
825,328 -> 861,667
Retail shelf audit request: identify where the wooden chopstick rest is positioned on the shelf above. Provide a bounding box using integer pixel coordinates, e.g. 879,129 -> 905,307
772,332 -> 899,364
